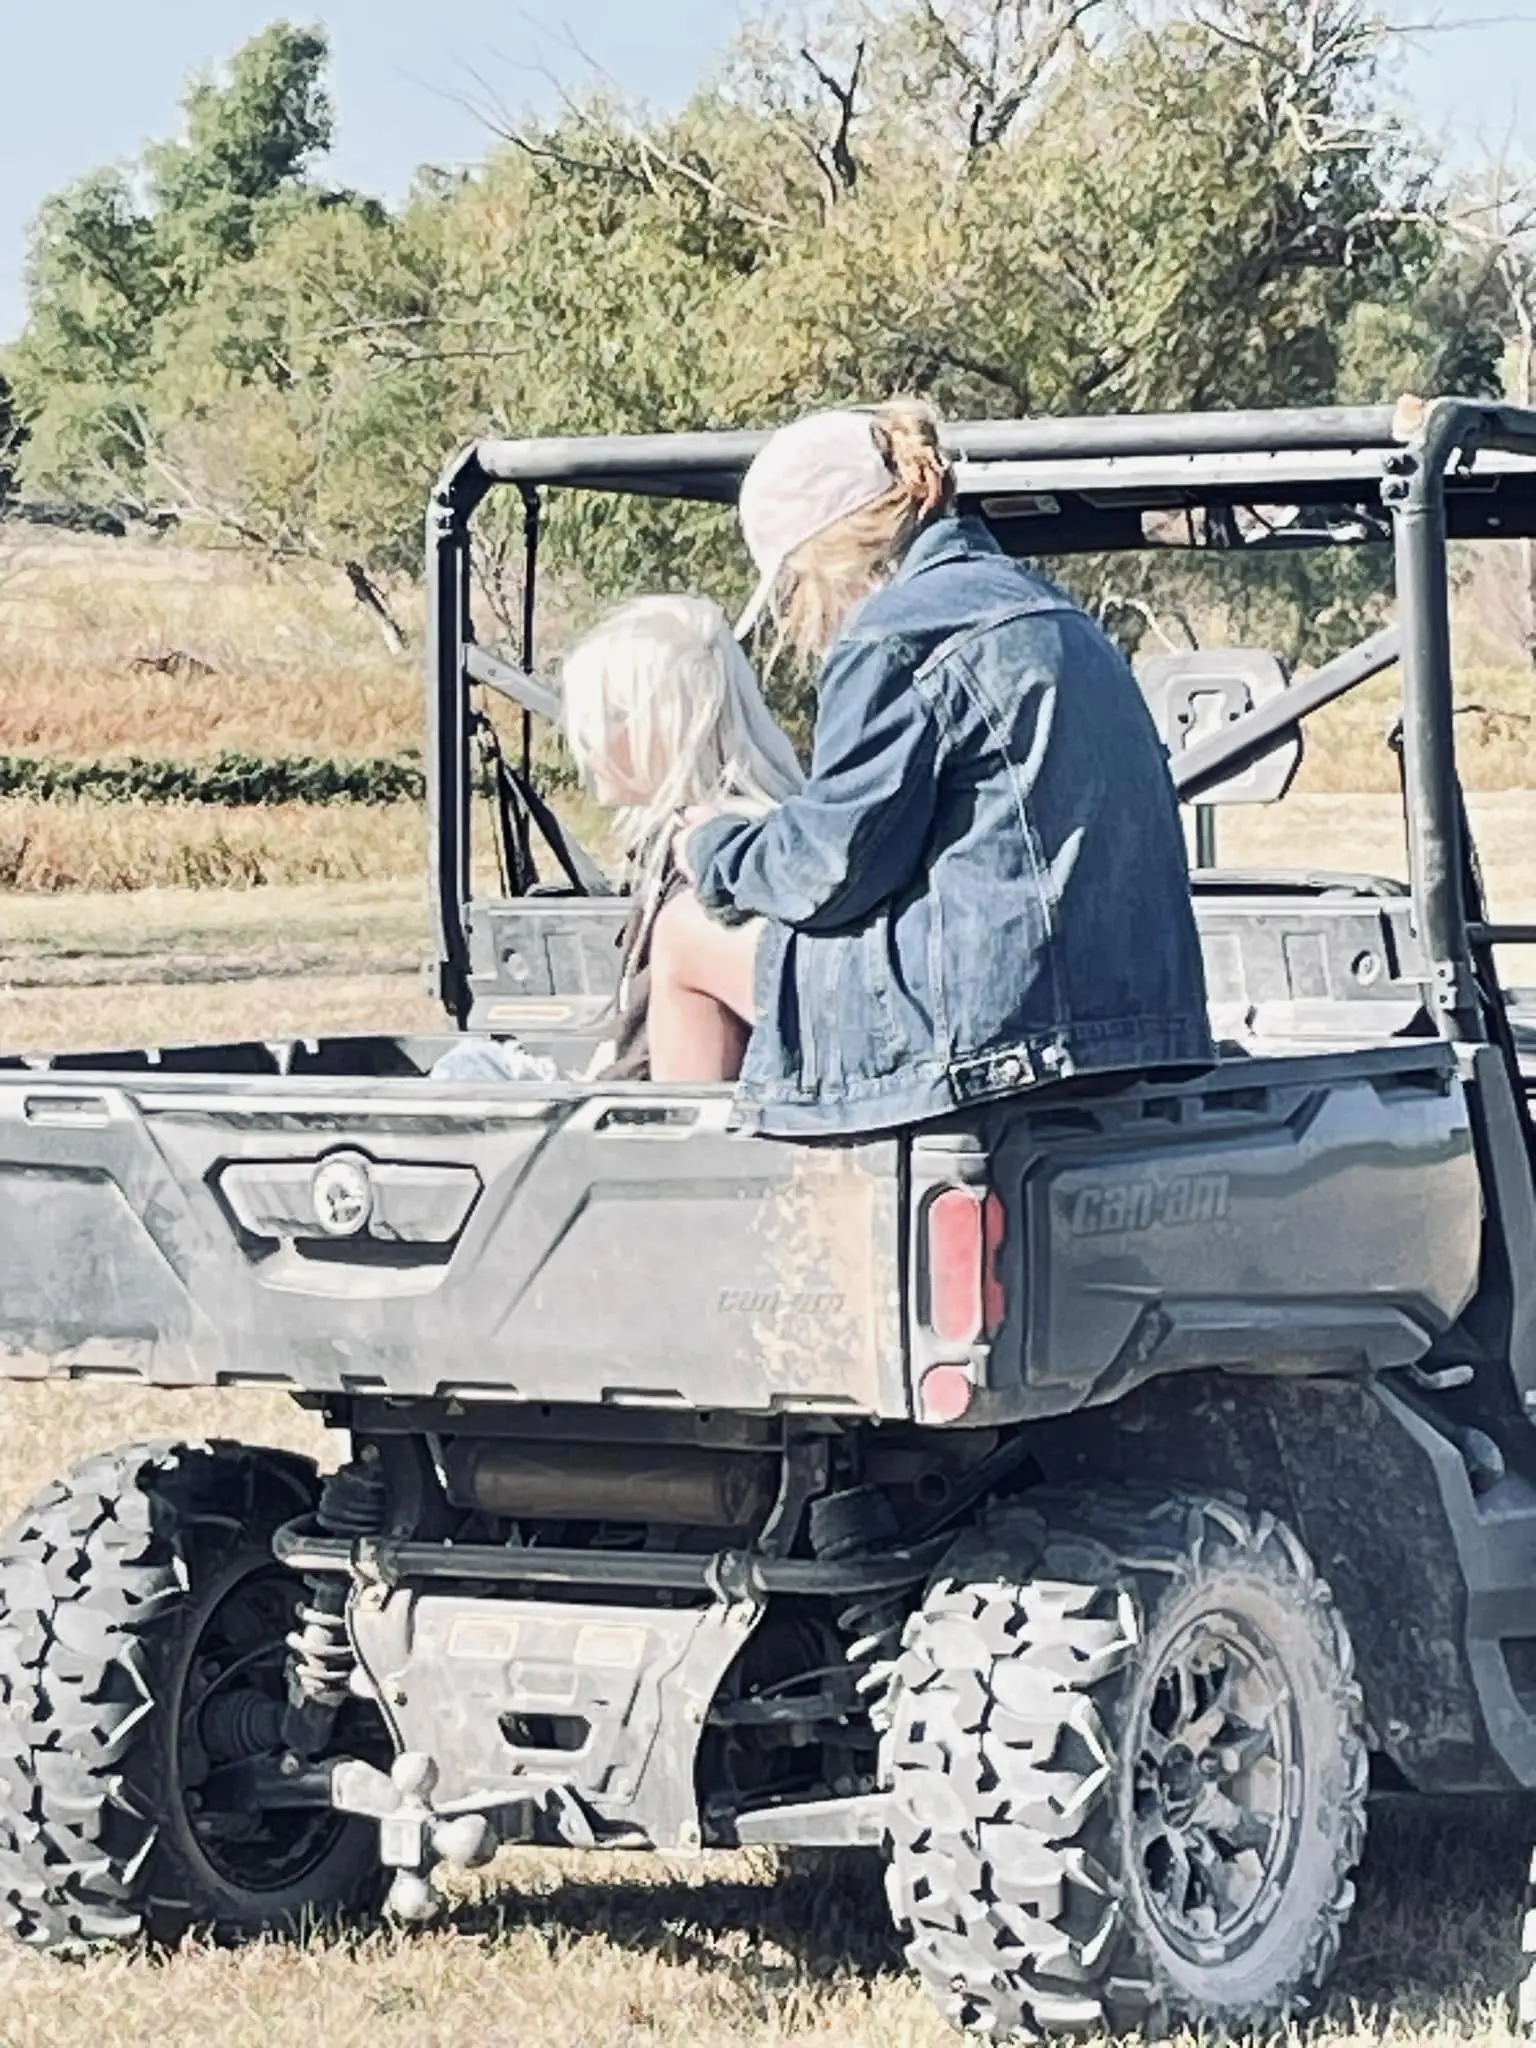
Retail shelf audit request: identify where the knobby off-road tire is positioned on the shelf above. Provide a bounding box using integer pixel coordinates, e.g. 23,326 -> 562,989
881,1488 -> 1368,2039
1520,1844 -> 1536,2032
0,1439 -> 383,1949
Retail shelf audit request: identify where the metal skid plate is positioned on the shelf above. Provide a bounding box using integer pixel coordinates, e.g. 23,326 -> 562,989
349,1583 -> 762,1849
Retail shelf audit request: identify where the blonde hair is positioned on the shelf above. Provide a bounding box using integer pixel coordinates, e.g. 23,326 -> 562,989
562,594 -> 803,889
775,399 -> 955,663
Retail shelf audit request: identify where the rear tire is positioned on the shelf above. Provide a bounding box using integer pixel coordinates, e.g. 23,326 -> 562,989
881,1489 -> 1367,2038
0,1439 -> 385,1948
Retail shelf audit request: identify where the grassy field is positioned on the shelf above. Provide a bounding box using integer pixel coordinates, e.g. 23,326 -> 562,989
0,534 -> 421,760
0,532 -> 1534,888
2,531 -> 1536,2042
0,1785 -> 1520,2047
0,796 -> 432,891
5,790 -> 1534,1058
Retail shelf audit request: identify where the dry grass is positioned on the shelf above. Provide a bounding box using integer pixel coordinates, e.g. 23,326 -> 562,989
0,884 -> 443,1054
0,878 -> 429,966
0,787 -> 610,892
4,529 -> 1535,797
0,1800 -> 1515,2048
1218,789 -> 1536,915
0,533 -> 421,760
4,792 -> 1535,1057
0,971 -> 444,1055
0,1382 -> 333,1529
0,798 -> 428,890
1296,663 -> 1536,794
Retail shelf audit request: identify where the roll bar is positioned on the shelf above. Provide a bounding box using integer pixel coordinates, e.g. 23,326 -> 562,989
426,397 -> 1536,1040
1390,400 -> 1536,1041
453,405 -> 1402,509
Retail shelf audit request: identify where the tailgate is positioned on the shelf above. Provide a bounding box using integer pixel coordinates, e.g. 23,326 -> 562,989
0,1069 -> 906,1415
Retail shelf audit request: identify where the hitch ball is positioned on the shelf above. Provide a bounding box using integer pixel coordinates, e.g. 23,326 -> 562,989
387,1870 -> 437,1924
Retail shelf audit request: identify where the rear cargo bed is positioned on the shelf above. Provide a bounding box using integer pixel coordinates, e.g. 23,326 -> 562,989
0,1036 -> 1482,1422
0,1041 -> 905,1410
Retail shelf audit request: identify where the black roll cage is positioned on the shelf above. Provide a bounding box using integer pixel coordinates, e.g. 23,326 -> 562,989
426,396 -> 1536,1057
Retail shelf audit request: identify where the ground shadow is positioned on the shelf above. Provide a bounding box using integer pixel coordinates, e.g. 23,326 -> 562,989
1323,1794 -> 1535,2026
440,1846 -> 902,1989
437,1797 -> 1536,2022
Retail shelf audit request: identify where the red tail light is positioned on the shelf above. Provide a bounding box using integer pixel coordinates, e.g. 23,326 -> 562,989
926,1188 -> 1006,1345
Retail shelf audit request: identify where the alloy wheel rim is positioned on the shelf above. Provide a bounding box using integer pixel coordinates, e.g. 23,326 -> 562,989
1129,1613 -> 1300,1962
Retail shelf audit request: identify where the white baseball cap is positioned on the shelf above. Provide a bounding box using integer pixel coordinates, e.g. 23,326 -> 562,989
734,409 -> 894,638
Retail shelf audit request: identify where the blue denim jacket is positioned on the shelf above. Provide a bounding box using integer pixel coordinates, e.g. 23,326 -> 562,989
689,516 -> 1213,1136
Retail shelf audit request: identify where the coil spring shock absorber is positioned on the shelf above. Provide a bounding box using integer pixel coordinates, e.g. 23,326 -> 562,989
809,1486 -> 910,1734
283,1450 -> 386,1755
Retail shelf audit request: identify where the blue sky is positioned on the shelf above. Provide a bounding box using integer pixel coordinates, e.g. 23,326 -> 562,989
2,1 -> 1534,342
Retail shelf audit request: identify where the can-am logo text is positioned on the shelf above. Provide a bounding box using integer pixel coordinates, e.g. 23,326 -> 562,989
1067,1173 -> 1230,1238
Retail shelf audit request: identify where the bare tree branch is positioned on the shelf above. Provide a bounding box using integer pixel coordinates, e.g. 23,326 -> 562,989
448,39 -> 792,233
1438,152 -> 1536,666
344,561 -> 409,654
799,39 -> 866,196
910,0 -> 1110,151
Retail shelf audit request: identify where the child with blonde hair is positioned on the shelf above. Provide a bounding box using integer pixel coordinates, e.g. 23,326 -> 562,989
434,592 -> 800,1085
561,593 -> 801,1078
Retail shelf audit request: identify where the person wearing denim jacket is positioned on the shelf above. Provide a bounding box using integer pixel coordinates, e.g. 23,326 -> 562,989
655,402 -> 1214,1136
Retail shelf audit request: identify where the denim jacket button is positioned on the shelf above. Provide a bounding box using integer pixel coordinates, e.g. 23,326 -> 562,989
997,1054 -> 1025,1086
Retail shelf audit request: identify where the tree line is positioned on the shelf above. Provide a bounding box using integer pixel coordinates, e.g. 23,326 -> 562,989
3,1 -> 1533,671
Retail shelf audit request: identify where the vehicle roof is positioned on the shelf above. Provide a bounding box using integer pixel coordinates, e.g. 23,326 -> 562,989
464,403 -> 1536,548
471,405 -> 1402,498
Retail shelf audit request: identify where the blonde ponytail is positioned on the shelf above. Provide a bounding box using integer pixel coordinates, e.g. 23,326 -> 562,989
775,399 -> 955,664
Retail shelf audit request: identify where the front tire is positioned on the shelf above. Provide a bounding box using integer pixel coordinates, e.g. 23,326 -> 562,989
881,1489 -> 1367,2038
0,1439 -> 385,1948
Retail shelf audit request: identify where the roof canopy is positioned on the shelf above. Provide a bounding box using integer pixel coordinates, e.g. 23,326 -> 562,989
456,405 -> 1536,549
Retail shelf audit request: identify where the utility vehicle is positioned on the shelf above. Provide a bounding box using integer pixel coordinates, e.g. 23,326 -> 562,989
2,396 -> 1536,2039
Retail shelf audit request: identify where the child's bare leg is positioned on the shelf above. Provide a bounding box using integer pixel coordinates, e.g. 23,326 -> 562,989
648,891 -> 762,1082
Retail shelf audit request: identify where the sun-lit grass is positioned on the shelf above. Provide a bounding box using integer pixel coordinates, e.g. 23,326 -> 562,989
1218,789 -> 1536,913
0,533 -> 422,760
0,788 -> 610,893
0,797 -> 428,890
4,529 -> 1535,795
0,877 -> 429,963
0,971 -> 444,1055
0,1813 -> 1514,2048
1296,661 -> 1536,793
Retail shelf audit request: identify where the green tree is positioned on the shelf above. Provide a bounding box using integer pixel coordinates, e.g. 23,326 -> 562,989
1,0 -> 1514,672
0,376 -> 22,504
5,22 -> 339,510
146,20 -> 334,281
